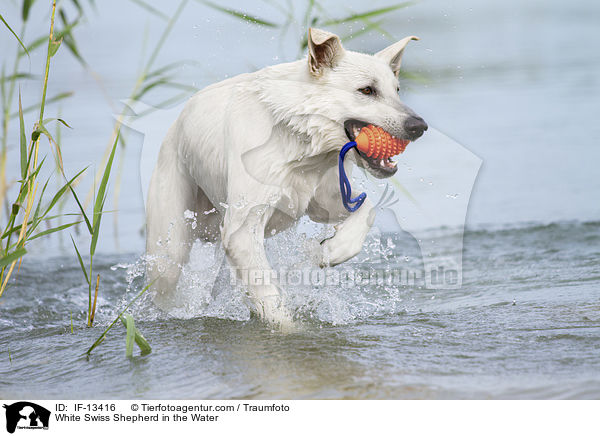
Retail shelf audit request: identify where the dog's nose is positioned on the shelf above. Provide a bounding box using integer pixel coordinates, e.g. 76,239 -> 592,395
404,116 -> 428,140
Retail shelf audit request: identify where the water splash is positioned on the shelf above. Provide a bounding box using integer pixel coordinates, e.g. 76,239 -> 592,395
121,217 -> 418,326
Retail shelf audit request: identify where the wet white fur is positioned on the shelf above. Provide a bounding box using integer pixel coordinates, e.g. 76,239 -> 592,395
146,29 -> 420,327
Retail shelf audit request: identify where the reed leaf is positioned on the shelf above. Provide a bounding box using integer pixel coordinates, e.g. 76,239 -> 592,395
21,19 -> 80,59
133,79 -> 197,101
124,313 -> 135,357
0,247 -> 27,268
90,132 -> 119,256
69,184 -> 92,234
0,73 -> 35,84
340,19 -> 386,43
22,0 -> 36,21
49,36 -> 62,58
0,13 -> 29,57
12,92 -> 74,119
57,10 -> 85,66
30,177 -> 51,229
1,213 -> 80,240
145,60 -> 197,81
39,167 -> 87,223
19,92 -> 26,179
70,235 -> 89,285
120,315 -> 152,355
62,32 -> 85,66
129,0 -> 169,21
89,274 -> 99,326
42,117 -> 72,129
143,0 -> 188,75
200,0 -> 278,28
321,2 -> 415,26
28,221 -> 81,241
84,279 -> 154,356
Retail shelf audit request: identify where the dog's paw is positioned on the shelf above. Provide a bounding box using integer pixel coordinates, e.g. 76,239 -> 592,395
319,236 -> 362,268
258,295 -> 297,333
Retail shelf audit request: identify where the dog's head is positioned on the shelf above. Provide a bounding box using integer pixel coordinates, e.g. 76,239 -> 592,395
306,28 -> 428,178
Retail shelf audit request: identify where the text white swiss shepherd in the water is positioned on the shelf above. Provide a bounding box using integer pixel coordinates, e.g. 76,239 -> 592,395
146,28 -> 428,327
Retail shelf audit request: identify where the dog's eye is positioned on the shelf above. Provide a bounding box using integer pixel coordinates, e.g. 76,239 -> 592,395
358,86 -> 374,96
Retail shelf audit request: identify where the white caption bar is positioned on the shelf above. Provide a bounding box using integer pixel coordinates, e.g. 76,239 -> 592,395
0,400 -> 595,435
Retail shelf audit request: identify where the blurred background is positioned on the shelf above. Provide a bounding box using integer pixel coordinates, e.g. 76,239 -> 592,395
1,0 -> 598,254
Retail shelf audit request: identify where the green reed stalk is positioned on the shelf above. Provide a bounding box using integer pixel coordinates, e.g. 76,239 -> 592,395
0,1 -> 58,296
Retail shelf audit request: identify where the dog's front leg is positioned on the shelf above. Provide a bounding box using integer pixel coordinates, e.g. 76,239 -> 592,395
222,204 -> 294,328
320,199 -> 376,267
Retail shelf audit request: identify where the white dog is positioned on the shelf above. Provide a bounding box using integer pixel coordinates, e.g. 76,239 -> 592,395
146,28 -> 428,326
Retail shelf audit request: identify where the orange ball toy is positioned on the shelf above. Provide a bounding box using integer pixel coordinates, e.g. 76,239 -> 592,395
354,125 -> 409,160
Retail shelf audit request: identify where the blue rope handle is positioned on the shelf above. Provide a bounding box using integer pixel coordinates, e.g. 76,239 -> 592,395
339,141 -> 366,212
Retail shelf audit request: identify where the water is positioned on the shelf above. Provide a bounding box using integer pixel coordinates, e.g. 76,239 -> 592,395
1,220 -> 599,399
1,0 -> 599,399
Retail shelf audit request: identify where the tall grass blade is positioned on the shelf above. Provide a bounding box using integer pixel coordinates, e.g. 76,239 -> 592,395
30,177 -> 51,229
321,2 -> 415,26
90,132 -> 119,256
38,1 -> 58,124
143,0 -> 188,74
146,60 -> 195,81
70,235 -> 90,285
18,92 -> 27,179
124,313 -> 135,357
0,247 -> 27,268
129,0 -> 169,21
389,177 -> 418,206
28,221 -> 81,241
340,19 -> 386,43
1,213 -> 81,240
22,0 -> 36,21
133,79 -> 196,101
20,19 -> 80,58
0,73 -> 35,84
200,0 -> 278,27
57,11 -> 85,66
302,0 -> 316,29
84,279 -> 155,356
69,185 -> 92,234
40,167 -> 86,221
89,274 -> 99,326
12,92 -> 74,118
119,315 -> 152,355
0,13 -> 29,57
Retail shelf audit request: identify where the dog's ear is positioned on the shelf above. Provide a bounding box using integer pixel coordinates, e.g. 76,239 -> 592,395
307,28 -> 343,76
375,36 -> 419,77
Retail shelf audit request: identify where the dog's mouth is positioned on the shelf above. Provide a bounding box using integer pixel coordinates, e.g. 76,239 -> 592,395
343,119 -> 407,178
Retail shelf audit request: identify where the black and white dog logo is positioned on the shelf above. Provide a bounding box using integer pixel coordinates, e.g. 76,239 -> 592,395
3,402 -> 50,433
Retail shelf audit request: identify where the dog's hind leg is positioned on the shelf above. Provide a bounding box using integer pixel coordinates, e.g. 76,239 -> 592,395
146,141 -> 199,309
194,185 -> 221,243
